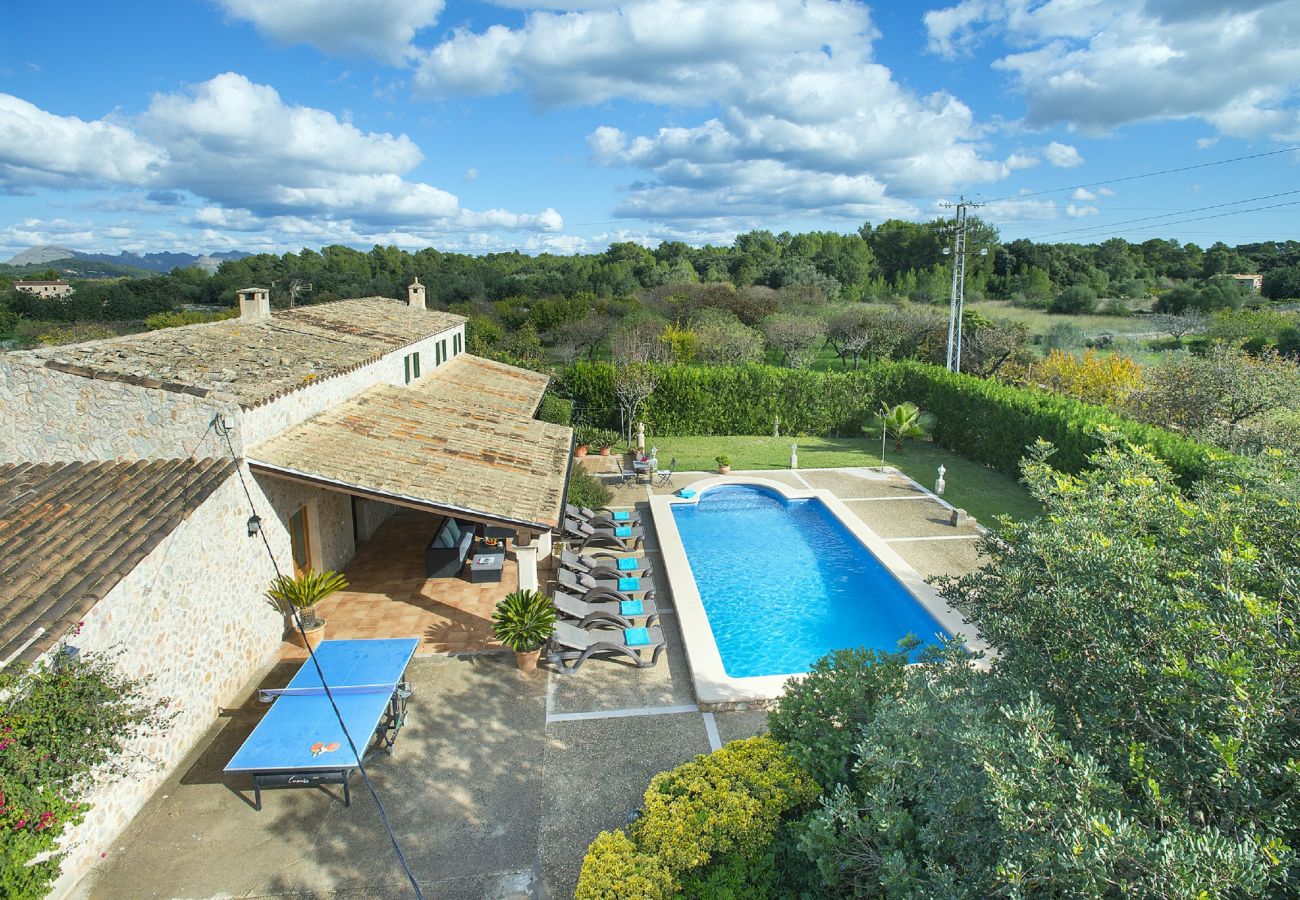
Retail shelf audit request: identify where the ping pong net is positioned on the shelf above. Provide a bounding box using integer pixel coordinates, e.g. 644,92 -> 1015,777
258,682 -> 411,703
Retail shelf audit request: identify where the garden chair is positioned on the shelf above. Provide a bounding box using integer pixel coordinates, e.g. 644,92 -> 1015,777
558,549 -> 652,580
655,458 -> 677,488
558,566 -> 655,598
564,517 -> 645,552
566,502 -> 641,528
551,589 -> 659,629
548,620 -> 667,673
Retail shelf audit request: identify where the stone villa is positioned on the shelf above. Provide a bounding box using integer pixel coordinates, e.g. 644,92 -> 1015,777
0,282 -> 572,894
13,278 -> 73,299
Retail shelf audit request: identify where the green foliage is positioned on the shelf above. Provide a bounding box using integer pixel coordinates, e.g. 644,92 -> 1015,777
590,428 -> 619,448
0,307 -> 17,336
143,308 -> 237,330
792,445 -> 1298,897
490,589 -> 556,652
576,737 -> 820,899
567,463 -> 614,509
561,360 -> 1221,484
1262,263 -> 1300,300
573,424 -> 601,447
1,651 -> 172,898
265,569 -> 349,628
1049,284 -> 1098,314
767,647 -> 909,789
876,401 -> 934,451
535,392 -> 574,426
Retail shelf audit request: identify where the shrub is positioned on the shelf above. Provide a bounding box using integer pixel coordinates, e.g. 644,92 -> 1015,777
0,651 -> 172,898
490,589 -> 555,652
576,737 -> 820,899
535,392 -> 574,426
1049,284 -> 1098,314
767,647 -> 909,789
567,463 -> 613,509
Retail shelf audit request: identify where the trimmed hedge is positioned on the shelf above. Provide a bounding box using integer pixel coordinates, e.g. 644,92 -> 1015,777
535,391 -> 574,426
557,361 -> 1222,484
575,736 -> 820,899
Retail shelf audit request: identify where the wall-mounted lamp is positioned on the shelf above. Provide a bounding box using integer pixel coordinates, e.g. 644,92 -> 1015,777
56,644 -> 80,670
247,514 -> 262,537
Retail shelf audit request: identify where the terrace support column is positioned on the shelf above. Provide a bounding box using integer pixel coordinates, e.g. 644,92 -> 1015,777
515,530 -> 547,592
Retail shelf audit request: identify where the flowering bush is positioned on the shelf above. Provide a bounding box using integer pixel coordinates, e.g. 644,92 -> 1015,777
0,649 -> 171,898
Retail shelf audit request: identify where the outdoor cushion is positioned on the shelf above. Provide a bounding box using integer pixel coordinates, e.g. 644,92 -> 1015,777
677,488 -> 696,499
624,627 -> 650,646
620,599 -> 644,616
578,573 -> 598,589
614,525 -> 632,537
612,510 -> 630,521
618,577 -> 640,592
616,557 -> 638,571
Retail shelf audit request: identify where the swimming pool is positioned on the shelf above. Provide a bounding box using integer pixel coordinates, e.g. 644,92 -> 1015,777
670,484 -> 951,678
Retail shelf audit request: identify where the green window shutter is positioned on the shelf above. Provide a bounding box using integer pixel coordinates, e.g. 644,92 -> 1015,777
404,355 -> 411,384
413,352 -> 421,378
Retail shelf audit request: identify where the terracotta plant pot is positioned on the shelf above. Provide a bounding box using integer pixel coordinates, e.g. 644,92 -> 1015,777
574,444 -> 589,458
295,620 -> 326,650
515,648 -> 542,672
719,465 -> 731,475
599,446 -> 612,456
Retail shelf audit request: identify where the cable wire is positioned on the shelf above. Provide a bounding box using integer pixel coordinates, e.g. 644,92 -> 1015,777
217,420 -> 424,900
1015,189 -> 1300,241
978,145 -> 1300,205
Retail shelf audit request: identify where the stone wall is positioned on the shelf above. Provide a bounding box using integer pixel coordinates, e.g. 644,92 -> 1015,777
356,497 -> 402,543
50,471 -> 286,896
252,473 -> 356,574
0,359 -> 237,463
241,323 -> 466,448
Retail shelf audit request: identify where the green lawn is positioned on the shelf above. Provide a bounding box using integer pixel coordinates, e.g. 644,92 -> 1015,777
646,434 -> 1042,525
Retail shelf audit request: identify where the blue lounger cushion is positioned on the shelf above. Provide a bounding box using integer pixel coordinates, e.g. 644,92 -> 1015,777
614,525 -> 632,537
612,510 -> 630,521
616,557 -> 638,571
620,599 -> 644,616
617,577 -> 640,592
624,627 -> 650,646
677,488 -> 696,499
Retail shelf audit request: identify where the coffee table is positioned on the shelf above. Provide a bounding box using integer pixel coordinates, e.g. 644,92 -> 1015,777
468,549 -> 505,584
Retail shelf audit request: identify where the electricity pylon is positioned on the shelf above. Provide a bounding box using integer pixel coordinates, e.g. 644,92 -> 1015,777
941,197 -> 981,373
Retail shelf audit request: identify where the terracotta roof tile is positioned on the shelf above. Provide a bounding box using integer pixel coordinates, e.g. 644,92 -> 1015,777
0,458 -> 236,665
12,297 -> 463,408
248,355 -> 570,531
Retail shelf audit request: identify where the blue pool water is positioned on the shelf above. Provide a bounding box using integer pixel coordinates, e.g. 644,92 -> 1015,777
671,484 -> 950,678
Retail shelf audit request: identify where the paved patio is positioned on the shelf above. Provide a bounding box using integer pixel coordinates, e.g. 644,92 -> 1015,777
280,508 -> 524,660
78,464 -> 984,899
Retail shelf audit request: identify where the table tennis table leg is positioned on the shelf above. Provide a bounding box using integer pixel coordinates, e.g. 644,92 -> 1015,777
254,777 -> 263,811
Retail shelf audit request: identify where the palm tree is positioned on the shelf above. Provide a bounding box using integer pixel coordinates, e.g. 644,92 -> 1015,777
877,402 -> 935,452
266,569 -> 349,628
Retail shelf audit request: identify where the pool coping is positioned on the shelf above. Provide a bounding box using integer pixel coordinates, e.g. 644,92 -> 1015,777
650,475 -> 989,709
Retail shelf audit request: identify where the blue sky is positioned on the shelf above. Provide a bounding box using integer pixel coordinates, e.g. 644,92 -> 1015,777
1,0 -> 1297,258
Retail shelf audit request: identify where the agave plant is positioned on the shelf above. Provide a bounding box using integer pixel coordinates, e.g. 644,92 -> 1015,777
266,569 -> 349,628
877,402 -> 936,452
491,589 -> 556,653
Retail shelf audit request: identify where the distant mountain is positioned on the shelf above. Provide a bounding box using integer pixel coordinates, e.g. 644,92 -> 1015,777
7,245 -> 78,266
3,246 -> 252,275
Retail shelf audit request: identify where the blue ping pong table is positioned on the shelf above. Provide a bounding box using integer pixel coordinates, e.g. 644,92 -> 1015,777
225,638 -> 419,810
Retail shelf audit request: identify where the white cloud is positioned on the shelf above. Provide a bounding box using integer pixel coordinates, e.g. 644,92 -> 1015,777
411,0 -> 1006,227
1065,203 -> 1100,217
464,167 -> 478,181
1043,141 -> 1083,168
216,0 -> 445,64
0,74 -> 561,246
1071,187 -> 1096,200
1005,151 -> 1040,169
0,93 -> 164,187
1196,137 -> 1219,149
929,0 -> 1300,139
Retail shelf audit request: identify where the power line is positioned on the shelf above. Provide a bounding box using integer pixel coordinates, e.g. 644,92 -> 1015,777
979,145 -> 1300,205
1016,189 -> 1300,241
217,422 -> 425,900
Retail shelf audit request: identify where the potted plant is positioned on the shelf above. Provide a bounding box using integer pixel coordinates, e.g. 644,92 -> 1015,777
716,454 -> 732,475
573,425 -> 598,458
594,429 -> 619,456
266,569 -> 349,650
491,589 -> 556,672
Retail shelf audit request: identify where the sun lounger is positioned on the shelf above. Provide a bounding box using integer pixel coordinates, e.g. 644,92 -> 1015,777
548,620 -> 667,673
551,589 -> 659,628
564,517 -> 644,552
566,503 -> 642,528
557,567 -> 655,598
558,549 -> 651,580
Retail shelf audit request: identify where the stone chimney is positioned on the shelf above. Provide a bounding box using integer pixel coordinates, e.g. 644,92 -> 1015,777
237,287 -> 271,322
407,277 -> 426,311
